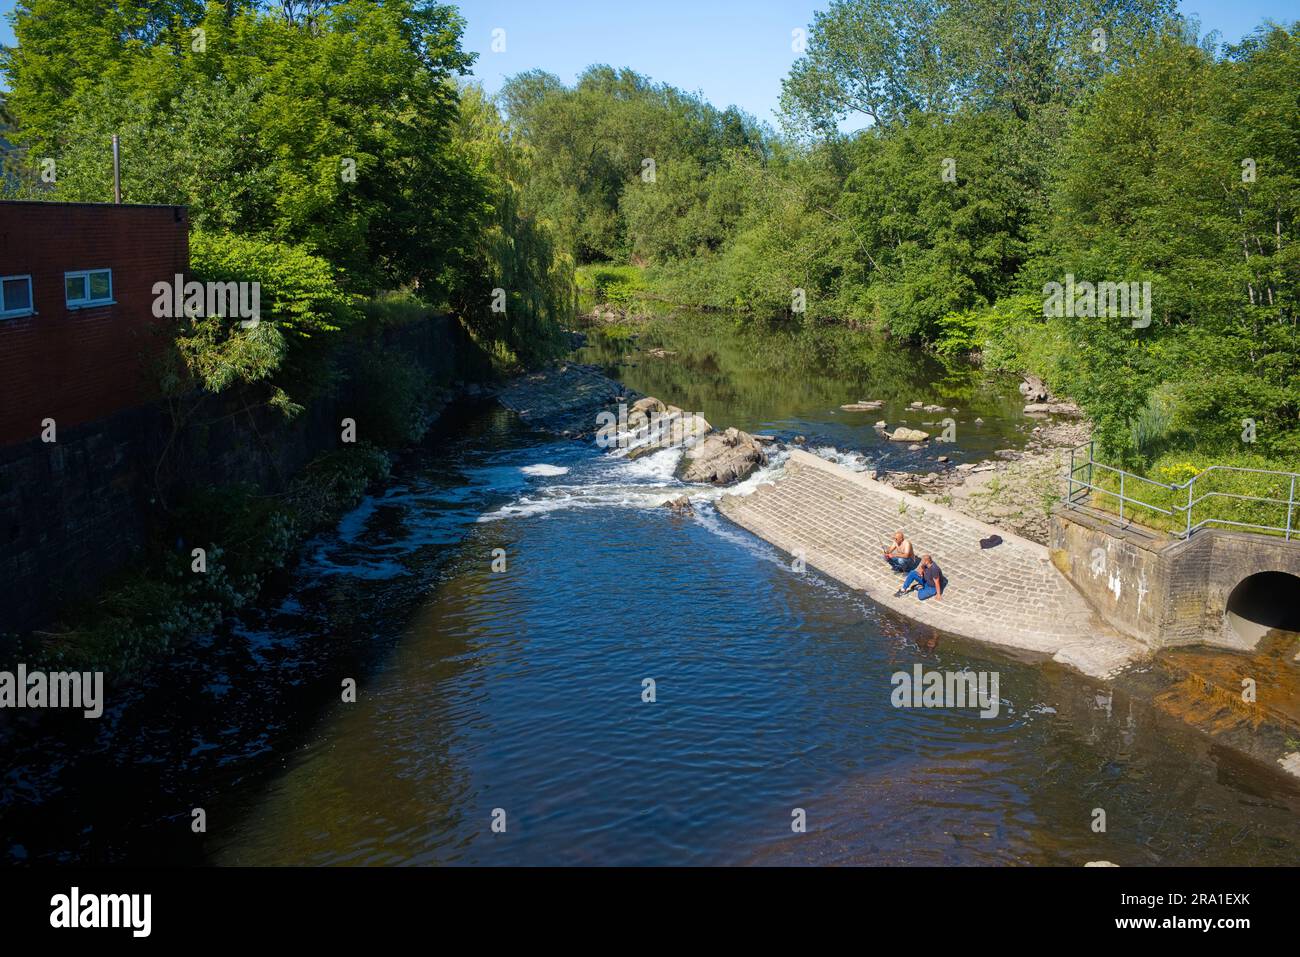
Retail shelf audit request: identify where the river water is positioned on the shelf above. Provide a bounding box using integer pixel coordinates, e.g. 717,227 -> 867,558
4,317 -> 1298,865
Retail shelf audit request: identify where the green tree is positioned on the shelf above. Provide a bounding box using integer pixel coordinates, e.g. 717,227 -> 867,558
3,0 -> 480,294
834,110 -> 1040,338
781,0 -> 1178,132
1034,27 -> 1300,460
499,65 -> 769,262
450,84 -> 575,366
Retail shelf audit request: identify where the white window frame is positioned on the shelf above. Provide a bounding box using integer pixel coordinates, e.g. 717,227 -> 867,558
65,268 -> 114,309
0,274 -> 35,320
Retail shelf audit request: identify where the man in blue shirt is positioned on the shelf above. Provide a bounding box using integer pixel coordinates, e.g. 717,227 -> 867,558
897,554 -> 947,601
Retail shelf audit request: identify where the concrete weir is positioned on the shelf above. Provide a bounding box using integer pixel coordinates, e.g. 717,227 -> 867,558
717,450 -> 1145,679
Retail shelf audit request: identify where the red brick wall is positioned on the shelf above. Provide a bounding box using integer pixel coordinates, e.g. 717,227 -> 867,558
0,201 -> 189,447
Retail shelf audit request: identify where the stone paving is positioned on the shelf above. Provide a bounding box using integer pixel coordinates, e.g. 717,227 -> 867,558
718,450 -> 1146,678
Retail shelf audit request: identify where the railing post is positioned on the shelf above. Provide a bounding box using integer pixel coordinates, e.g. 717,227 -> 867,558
1288,476 -> 1296,542
1067,445 -> 1075,504
1119,470 -> 1125,524
1186,476 -> 1193,539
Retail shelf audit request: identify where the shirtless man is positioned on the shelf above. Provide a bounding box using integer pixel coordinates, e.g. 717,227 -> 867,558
882,531 -> 919,573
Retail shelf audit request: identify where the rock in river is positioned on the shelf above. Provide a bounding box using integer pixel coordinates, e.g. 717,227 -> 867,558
626,411 -> 712,459
1019,374 -> 1049,402
678,427 -> 767,485
1023,401 -> 1081,416
888,427 -> 930,442
664,495 -> 694,515
627,396 -> 667,431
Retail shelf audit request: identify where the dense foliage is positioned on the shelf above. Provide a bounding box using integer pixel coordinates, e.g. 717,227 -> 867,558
2,0 -> 571,400
2,0 -> 1297,469
499,65 -> 770,263
179,231 -> 355,415
497,2 -> 1299,467
1034,30 -> 1300,463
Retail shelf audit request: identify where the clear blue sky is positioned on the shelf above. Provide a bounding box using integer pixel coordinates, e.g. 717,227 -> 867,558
1,0 -> 1296,125
454,0 -> 1298,127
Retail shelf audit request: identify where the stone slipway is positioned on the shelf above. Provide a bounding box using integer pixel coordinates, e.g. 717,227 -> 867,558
717,450 -> 1146,679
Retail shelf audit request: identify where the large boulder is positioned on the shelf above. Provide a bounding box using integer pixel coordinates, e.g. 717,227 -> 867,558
627,396 -> 667,432
678,427 -> 766,485
630,396 -> 666,416
626,411 -> 712,459
888,427 -> 930,442
1018,375 -> 1049,402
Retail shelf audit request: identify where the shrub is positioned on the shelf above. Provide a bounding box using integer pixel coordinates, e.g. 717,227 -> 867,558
285,445 -> 392,530
1083,449 -> 1300,537
934,294 -> 1060,375
359,290 -> 433,329
578,264 -> 647,306
179,232 -> 358,415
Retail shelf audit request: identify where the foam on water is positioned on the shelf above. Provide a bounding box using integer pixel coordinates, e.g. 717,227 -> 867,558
810,445 -> 873,471
479,440 -> 798,524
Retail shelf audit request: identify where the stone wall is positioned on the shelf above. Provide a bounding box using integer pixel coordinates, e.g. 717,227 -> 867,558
1050,506 -> 1300,650
0,315 -> 475,634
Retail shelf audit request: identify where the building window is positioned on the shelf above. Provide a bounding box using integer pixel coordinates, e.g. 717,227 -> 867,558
0,274 -> 34,319
65,268 -> 114,308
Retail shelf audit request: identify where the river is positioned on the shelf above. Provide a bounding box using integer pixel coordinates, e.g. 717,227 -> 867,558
3,316 -> 1297,865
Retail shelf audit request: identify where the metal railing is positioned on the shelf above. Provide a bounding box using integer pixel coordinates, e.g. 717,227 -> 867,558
1063,441 -> 1300,541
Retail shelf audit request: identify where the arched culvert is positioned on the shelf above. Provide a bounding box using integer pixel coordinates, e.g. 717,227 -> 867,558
1224,571 -> 1300,646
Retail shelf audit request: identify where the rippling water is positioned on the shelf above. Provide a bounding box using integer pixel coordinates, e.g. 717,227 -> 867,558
206,408 -> 1296,866
4,322 -> 1298,866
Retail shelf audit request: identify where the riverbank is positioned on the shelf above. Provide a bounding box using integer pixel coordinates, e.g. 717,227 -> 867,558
889,414 -> 1092,546
548,326 -> 1300,785
4,343 -> 1297,864
1,312 -> 495,674
719,449 -> 1145,678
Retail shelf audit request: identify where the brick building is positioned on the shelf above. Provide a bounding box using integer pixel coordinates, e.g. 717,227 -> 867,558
0,201 -> 189,447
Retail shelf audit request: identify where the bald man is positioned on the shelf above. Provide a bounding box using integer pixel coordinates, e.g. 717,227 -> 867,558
882,530 -> 919,573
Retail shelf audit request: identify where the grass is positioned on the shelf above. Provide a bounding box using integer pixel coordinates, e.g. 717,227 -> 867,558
576,263 -> 646,303
574,262 -> 680,318
1072,450 -> 1300,538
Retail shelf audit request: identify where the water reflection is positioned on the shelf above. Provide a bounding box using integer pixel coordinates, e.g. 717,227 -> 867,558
575,314 -> 1033,466
212,427 -> 1299,866
5,326 -> 1299,866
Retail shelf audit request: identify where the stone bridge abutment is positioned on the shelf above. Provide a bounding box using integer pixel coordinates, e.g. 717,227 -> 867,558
1050,507 -> 1300,651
